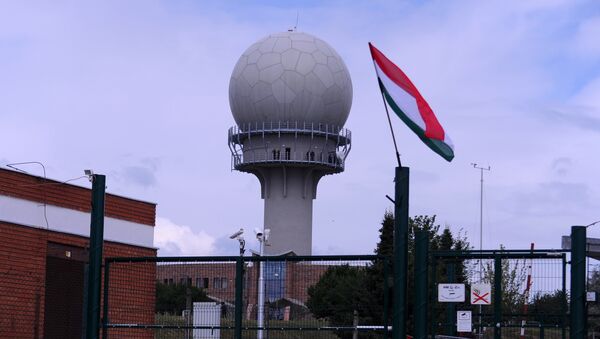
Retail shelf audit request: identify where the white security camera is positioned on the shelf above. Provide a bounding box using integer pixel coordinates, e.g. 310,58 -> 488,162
254,228 -> 263,238
229,228 -> 244,239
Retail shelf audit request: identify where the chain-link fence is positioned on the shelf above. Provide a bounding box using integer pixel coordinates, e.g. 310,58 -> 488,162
103,255 -> 392,338
430,250 -> 568,339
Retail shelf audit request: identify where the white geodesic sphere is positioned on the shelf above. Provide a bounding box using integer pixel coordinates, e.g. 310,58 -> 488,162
229,32 -> 353,127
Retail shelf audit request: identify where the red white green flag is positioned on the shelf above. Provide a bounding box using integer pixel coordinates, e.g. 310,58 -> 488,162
369,42 -> 454,162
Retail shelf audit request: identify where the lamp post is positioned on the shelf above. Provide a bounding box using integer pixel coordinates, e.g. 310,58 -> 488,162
256,228 -> 270,339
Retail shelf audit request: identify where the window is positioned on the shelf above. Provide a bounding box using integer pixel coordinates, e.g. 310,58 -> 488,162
168,278 -> 174,285
196,277 -> 209,289
306,151 -> 315,161
212,277 -> 228,289
163,279 -> 168,284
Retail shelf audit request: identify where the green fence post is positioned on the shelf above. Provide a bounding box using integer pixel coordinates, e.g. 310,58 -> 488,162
494,255 -> 502,339
562,253 -> 567,339
393,166 -> 409,339
430,258 -> 438,339
234,257 -> 244,339
445,262 -> 456,336
571,225 -> 586,339
414,231 -> 429,339
102,260 -> 110,339
86,174 -> 106,339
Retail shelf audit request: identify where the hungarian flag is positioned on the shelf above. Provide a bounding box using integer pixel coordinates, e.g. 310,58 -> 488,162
369,43 -> 454,162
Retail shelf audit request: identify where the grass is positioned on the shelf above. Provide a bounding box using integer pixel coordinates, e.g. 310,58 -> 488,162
152,313 -> 383,338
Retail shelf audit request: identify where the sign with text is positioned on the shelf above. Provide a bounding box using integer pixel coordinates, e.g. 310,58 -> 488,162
457,310 -> 472,332
471,283 -> 492,305
438,284 -> 465,302
588,291 -> 597,302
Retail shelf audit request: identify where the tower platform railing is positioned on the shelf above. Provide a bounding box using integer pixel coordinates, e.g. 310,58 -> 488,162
228,121 -> 352,172
228,121 -> 351,146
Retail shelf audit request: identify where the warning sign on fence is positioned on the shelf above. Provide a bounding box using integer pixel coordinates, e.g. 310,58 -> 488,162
457,310 -> 472,332
470,283 -> 491,305
438,284 -> 465,302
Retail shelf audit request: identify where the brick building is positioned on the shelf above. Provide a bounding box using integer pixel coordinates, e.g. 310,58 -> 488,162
156,259 -> 331,320
0,168 -> 156,338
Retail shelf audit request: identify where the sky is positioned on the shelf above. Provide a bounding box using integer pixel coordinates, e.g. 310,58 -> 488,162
1,0 -> 600,256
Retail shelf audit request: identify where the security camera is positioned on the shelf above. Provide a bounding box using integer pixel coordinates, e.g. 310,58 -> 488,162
84,169 -> 94,182
254,228 -> 263,238
229,228 -> 244,239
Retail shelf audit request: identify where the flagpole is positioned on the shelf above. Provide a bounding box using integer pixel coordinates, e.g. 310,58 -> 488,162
371,58 -> 402,167
370,47 -> 407,339
379,89 -> 402,167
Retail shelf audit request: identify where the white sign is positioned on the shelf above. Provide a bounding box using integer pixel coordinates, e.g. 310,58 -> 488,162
438,284 -> 465,302
471,283 -> 492,305
457,310 -> 472,332
587,292 -> 597,302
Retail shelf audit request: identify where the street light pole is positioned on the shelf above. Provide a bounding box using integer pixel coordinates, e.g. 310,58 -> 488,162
256,228 -> 270,339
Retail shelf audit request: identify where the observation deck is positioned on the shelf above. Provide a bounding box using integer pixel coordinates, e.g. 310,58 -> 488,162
228,121 -> 352,173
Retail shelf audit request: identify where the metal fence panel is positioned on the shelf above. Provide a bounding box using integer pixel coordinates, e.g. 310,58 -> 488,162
430,251 -> 567,339
103,255 -> 391,339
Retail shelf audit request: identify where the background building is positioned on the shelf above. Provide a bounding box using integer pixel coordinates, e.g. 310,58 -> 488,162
156,259 -> 330,320
0,168 -> 156,338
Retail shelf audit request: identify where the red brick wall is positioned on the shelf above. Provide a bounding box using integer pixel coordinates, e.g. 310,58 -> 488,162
285,262 -> 329,304
155,261 -> 329,307
0,168 -> 155,226
0,221 -> 156,339
156,263 -> 239,303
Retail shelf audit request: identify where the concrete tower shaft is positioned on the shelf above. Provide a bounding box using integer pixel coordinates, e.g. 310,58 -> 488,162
228,32 -> 352,255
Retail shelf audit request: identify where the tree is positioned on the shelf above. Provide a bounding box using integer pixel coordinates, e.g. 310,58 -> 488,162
306,211 -> 470,337
587,270 -> 600,331
481,246 -> 528,316
528,290 -> 566,325
156,282 -> 211,315
306,265 -> 368,338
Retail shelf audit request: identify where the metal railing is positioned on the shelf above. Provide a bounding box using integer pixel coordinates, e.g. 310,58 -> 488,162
228,121 -> 352,172
228,121 -> 351,145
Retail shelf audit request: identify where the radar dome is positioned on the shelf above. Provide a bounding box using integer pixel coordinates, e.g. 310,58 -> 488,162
229,32 -> 353,127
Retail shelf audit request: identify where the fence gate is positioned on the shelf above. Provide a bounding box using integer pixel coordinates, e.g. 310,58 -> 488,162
102,255 -> 392,338
429,250 -> 568,339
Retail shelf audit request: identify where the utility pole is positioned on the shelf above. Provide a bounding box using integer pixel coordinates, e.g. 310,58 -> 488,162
471,163 -> 490,337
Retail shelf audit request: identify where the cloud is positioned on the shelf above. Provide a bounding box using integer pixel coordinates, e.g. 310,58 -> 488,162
511,181 -> 591,217
121,165 -> 157,187
573,15 -> 600,59
551,157 -> 572,176
154,217 -> 215,256
573,76 -> 600,108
